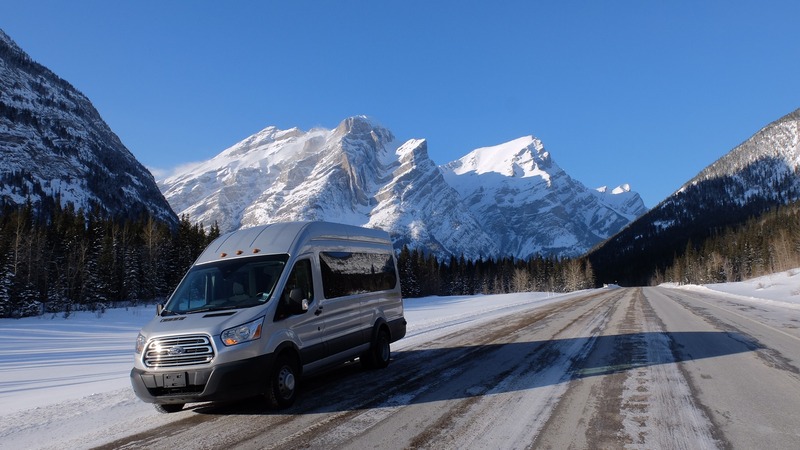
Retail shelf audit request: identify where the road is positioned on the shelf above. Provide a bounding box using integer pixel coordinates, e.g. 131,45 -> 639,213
98,287 -> 800,449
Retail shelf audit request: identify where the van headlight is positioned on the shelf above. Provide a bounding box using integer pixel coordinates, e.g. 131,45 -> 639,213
221,317 -> 264,346
135,334 -> 147,354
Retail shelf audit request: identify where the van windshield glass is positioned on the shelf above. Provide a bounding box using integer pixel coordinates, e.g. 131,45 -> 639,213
163,254 -> 289,314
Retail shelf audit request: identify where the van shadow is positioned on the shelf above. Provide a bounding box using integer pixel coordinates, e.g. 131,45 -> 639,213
193,331 -> 760,416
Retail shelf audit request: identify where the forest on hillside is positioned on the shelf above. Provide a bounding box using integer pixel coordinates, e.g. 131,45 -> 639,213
589,153 -> 800,286
652,201 -> 800,285
0,202 -> 217,318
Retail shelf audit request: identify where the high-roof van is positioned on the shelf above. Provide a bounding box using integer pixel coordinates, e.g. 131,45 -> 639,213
130,222 -> 406,413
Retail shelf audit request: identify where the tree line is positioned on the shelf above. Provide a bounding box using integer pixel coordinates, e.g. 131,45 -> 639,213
397,245 -> 596,298
0,202 -> 218,318
652,201 -> 800,285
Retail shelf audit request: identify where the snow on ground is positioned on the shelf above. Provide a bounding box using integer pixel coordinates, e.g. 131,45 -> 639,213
668,268 -> 800,309
1,269 -> 799,449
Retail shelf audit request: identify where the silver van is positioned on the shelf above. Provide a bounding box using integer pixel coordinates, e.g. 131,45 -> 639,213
130,222 -> 406,413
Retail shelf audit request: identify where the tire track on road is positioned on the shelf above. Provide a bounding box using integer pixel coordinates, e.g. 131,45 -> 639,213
536,288 -> 722,449
657,288 -> 800,377
407,289 -> 624,449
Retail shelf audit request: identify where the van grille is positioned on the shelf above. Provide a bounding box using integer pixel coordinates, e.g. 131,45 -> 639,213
143,335 -> 214,368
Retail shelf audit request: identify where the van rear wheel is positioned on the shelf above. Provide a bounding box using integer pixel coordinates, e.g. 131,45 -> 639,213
266,354 -> 299,409
361,328 -> 390,369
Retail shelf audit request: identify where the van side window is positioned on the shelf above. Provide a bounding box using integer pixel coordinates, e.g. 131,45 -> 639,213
275,259 -> 314,321
319,252 -> 397,299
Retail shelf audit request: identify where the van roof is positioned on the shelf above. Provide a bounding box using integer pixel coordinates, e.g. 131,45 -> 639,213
194,222 -> 393,265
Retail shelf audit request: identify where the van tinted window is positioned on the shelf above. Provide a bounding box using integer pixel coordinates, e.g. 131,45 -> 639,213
319,252 -> 397,299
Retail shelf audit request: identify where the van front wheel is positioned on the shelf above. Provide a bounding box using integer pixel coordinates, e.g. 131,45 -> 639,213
154,403 -> 184,414
361,328 -> 390,369
266,354 -> 299,409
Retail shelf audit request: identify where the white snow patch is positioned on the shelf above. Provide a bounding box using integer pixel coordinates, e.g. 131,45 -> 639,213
665,268 -> 800,309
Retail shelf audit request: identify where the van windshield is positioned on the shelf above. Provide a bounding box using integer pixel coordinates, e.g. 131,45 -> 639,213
163,254 -> 289,314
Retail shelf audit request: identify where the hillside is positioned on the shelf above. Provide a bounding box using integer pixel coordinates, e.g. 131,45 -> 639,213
0,29 -> 175,223
589,108 -> 800,285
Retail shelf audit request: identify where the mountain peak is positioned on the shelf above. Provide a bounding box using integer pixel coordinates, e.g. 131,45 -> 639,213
597,184 -> 632,195
0,29 -> 16,48
333,116 -> 395,151
444,135 -> 554,180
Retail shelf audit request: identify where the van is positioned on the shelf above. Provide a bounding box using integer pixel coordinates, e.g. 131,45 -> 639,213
130,221 -> 406,413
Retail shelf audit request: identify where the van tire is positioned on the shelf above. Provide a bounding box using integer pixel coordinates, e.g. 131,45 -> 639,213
154,403 -> 184,413
361,328 -> 391,369
266,353 -> 299,409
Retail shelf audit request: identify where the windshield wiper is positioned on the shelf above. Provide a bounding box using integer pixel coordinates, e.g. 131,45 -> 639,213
186,305 -> 242,314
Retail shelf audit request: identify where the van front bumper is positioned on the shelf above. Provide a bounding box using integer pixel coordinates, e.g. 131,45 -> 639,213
130,353 -> 274,405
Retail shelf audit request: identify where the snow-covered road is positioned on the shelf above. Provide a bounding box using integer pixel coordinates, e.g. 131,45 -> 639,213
2,271 -> 800,449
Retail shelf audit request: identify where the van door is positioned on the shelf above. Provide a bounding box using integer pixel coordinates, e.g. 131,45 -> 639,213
318,252 -> 368,357
277,258 -> 325,364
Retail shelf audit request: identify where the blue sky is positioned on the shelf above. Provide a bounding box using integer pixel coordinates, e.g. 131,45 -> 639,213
3,1 -> 800,207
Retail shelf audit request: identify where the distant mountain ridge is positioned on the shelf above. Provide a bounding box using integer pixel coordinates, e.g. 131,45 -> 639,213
0,29 -> 175,223
589,107 -> 800,285
441,136 -> 646,257
161,116 -> 646,259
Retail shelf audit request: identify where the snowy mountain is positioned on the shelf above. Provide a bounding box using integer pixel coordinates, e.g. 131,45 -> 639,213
162,116 -> 644,259
440,137 -> 647,257
677,108 -> 800,209
161,117 -> 498,259
589,108 -> 800,284
0,29 -> 175,223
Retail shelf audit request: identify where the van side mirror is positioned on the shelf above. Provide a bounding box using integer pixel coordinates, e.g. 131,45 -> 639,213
288,288 -> 309,314
156,304 -> 164,316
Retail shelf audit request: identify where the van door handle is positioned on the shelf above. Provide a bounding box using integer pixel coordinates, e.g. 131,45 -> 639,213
315,306 -> 323,316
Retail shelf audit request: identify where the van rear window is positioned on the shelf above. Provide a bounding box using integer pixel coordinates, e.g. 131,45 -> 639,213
319,252 -> 397,299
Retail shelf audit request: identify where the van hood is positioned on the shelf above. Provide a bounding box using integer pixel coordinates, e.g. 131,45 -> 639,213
140,308 -> 263,338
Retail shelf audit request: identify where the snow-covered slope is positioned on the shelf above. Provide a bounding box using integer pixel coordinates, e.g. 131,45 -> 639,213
441,137 -> 647,257
161,116 -> 497,258
678,108 -> 800,206
0,29 -> 175,223
589,108 -> 800,284
162,117 -> 645,259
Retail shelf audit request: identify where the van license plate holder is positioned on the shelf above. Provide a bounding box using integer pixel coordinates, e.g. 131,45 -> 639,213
163,373 -> 187,388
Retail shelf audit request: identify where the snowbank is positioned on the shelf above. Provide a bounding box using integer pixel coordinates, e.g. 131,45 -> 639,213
667,268 -> 800,310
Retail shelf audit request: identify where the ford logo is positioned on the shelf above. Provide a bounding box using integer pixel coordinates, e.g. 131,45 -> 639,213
168,346 -> 185,356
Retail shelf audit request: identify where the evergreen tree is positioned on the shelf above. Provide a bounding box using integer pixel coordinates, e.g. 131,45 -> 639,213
398,245 -> 419,298
0,254 -> 14,317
